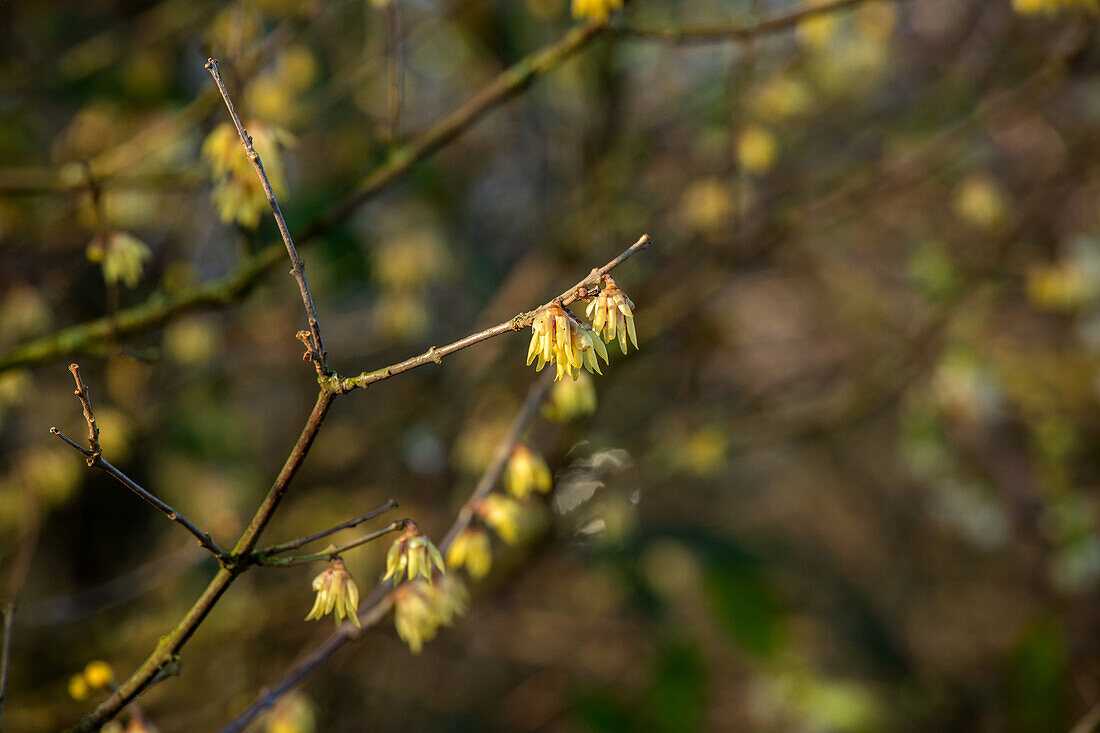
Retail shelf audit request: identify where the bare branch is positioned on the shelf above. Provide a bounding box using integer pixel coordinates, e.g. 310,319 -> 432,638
0,603 -> 12,726
321,233 -> 650,394
256,500 -> 400,557
68,363 -> 101,462
52,365 -> 228,562
204,57 -> 329,374
220,374 -> 554,732
254,520 -> 407,567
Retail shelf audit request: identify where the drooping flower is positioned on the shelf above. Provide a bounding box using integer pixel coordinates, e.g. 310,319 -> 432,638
446,526 -> 493,579
505,444 -> 552,499
201,121 -> 291,229
527,301 -> 609,381
543,371 -> 597,422
586,275 -> 638,355
392,576 -> 469,654
305,557 -> 360,627
383,522 -> 445,585
572,0 -> 623,22
474,494 -> 523,545
87,232 -> 152,288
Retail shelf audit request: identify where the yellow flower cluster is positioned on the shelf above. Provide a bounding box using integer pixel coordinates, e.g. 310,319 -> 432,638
505,444 -> 552,499
528,301 -> 609,381
87,232 -> 152,288
586,275 -> 638,355
1013,0 -> 1096,13
392,576 -> 469,653
201,121 -> 290,229
446,526 -> 493,579
68,660 -> 114,701
572,0 -> 622,22
383,524 -> 446,585
305,558 -> 360,627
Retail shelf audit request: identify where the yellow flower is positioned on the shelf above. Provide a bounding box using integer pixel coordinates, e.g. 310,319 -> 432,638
87,232 -> 152,288
201,121 -> 291,229
304,557 -> 360,627
528,301 -> 609,381
446,526 -> 493,579
83,660 -> 114,688
383,523 -> 446,586
953,174 -> 1008,231
736,125 -> 778,174
543,370 -> 597,422
68,674 -> 89,700
505,444 -> 552,499
586,275 -> 638,355
392,576 -> 469,654
572,0 -> 622,22
474,494 -> 523,545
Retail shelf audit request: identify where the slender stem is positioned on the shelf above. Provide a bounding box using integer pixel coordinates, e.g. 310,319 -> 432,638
204,58 -> 329,374
74,390 -> 335,731
321,234 -> 649,393
254,521 -> 406,567
0,603 -> 12,726
615,0 -> 896,43
68,363 -> 100,459
51,366 -> 228,562
220,375 -> 554,733
257,500 -> 399,556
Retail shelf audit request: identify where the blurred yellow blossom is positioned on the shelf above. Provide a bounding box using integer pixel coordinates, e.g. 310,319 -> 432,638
543,371 -> 597,422
83,660 -> 114,688
446,526 -> 493,579
68,674 -> 89,701
857,2 -> 898,40
752,76 -> 812,122
87,232 -> 152,288
373,229 -> 451,291
1027,263 -> 1087,312
383,523 -> 446,585
953,174 -> 1009,230
374,293 -> 431,342
572,0 -> 622,22
392,576 -> 468,653
587,275 -> 638,355
202,121 -> 291,229
23,447 -> 81,506
737,126 -> 779,174
265,691 -> 316,733
527,302 -> 609,381
505,444 -> 552,499
305,558 -> 360,627
164,317 -> 220,366
797,1 -> 840,49
678,177 -> 733,235
474,494 -> 523,545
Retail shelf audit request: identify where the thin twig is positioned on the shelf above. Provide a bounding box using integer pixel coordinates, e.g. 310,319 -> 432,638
321,233 -> 650,394
615,0 -> 896,43
51,365 -> 229,562
205,57 -> 329,374
254,520 -> 406,567
68,363 -> 100,461
256,500 -> 400,556
74,390 -> 336,731
220,375 -> 554,733
0,603 -> 13,726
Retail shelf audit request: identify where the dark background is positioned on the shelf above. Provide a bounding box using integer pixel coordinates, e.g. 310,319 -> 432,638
2,0 -> 1100,730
